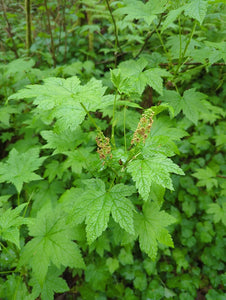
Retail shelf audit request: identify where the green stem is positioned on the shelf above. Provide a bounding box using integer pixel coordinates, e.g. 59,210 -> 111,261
175,21 -> 197,74
154,24 -> 172,67
0,270 -> 15,274
23,191 -> 34,217
0,242 -> 15,259
111,91 -> 118,149
80,102 -> 100,131
108,174 -> 117,191
123,105 -> 127,152
25,0 -> 32,55
17,193 -> 20,206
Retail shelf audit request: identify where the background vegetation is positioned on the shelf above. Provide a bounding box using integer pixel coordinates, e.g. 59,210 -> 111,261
0,0 -> 225,299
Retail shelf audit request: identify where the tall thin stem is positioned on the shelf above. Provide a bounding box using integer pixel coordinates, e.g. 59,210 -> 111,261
25,0 -> 32,55
105,0 -> 122,65
44,0 -> 56,67
111,91 -> 118,149
174,21 -> 197,74
80,102 -> 100,131
123,105 -> 127,152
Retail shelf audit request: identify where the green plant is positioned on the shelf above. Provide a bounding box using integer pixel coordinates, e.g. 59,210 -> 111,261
0,0 -> 225,299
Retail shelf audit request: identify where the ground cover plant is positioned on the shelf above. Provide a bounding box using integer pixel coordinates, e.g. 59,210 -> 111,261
0,0 -> 225,299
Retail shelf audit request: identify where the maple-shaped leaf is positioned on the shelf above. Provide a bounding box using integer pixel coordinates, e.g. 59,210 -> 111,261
207,202 -> 226,226
29,266 -> 69,300
184,0 -> 207,25
0,203 -> 27,248
40,126 -> 84,155
67,179 -> 136,244
160,89 -> 208,124
114,0 -> 167,25
111,58 -> 148,96
0,148 -> 45,193
135,201 -> 176,260
62,148 -> 93,174
127,154 -> 184,201
19,208 -> 85,285
0,105 -> 18,127
150,116 -> 188,141
9,76 -> 106,132
161,5 -> 185,32
192,167 -> 218,191
144,68 -> 171,95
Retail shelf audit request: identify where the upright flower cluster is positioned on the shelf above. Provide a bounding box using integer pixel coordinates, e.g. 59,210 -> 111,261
131,108 -> 154,146
96,130 -> 112,163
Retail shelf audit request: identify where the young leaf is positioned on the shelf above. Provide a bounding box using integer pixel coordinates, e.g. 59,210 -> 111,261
41,127 -> 84,154
29,266 -> 69,300
184,0 -> 208,25
181,89 -> 208,125
114,0 -> 167,25
144,68 -> 171,95
127,154 -> 184,201
161,6 -> 185,32
207,203 -> 226,226
192,167 -> 218,191
69,179 -> 136,244
20,209 -> 85,285
0,203 -> 27,248
9,76 -> 106,131
160,89 -> 208,124
0,148 -> 45,193
135,201 -> 176,260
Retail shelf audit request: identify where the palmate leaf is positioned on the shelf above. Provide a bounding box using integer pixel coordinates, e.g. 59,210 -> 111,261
207,203 -> 226,226
114,0 -> 167,25
0,203 -> 27,248
20,209 -> 85,285
40,126 -> 84,155
184,0 -> 208,25
127,154 -> 184,201
66,179 -> 136,244
135,201 -> 176,260
159,89 -> 208,124
29,266 -> 69,300
144,68 -> 171,95
111,59 -> 171,96
9,76 -> 106,132
0,148 -> 45,193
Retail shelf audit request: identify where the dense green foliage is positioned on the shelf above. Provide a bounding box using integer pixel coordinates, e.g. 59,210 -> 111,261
0,0 -> 225,299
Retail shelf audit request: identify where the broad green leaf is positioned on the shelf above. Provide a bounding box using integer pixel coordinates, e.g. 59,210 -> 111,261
20,209 -> 85,285
0,105 -> 18,127
0,148 -> 45,193
5,58 -> 35,75
114,0 -> 167,25
9,76 -> 106,131
106,257 -> 119,274
41,127 -> 84,154
207,203 -> 226,226
184,0 -> 208,25
63,148 -> 93,175
135,201 -> 175,260
0,274 -> 31,300
181,89 -> 208,124
111,58 -> 148,95
68,179 -> 136,244
29,267 -> 69,300
144,68 -> 171,95
161,6 -> 185,32
159,90 -> 182,116
151,116 -> 189,140
0,204 -> 27,248
127,154 -> 184,201
193,167 -> 218,191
